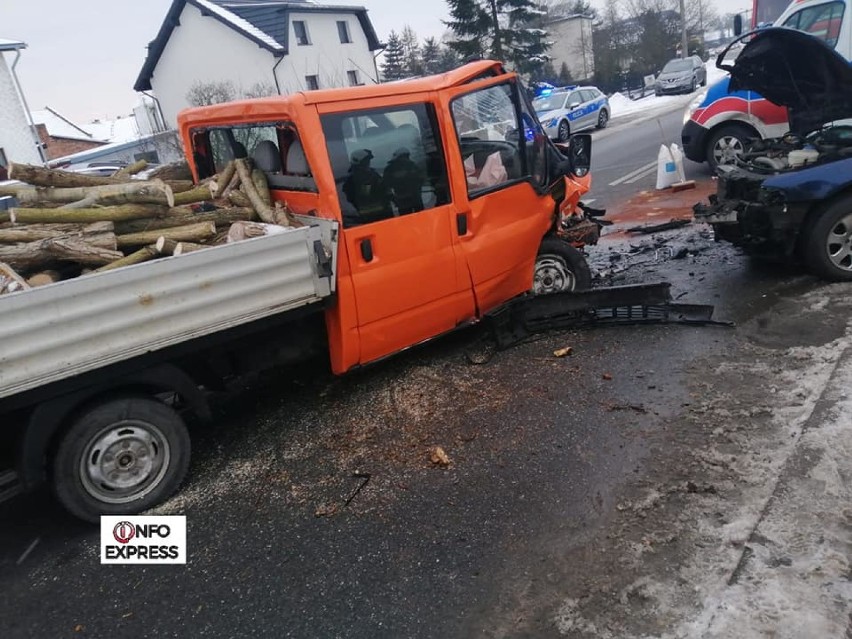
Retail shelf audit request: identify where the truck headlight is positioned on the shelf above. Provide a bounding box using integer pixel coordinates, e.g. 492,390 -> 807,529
683,90 -> 708,124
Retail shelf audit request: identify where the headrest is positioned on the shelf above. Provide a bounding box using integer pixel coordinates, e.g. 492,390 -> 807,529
252,140 -> 281,173
286,140 -> 309,176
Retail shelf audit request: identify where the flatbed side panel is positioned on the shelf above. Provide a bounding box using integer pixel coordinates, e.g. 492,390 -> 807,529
0,225 -> 329,399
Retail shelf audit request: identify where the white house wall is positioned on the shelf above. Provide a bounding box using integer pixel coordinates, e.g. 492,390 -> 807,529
274,12 -> 377,91
151,3 -> 281,126
150,3 -> 379,128
0,52 -> 41,165
548,18 -> 595,82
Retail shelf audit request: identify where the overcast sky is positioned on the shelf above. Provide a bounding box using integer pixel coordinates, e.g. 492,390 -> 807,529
1,0 -> 749,125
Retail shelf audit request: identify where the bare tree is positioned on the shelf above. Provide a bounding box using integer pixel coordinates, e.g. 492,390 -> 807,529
185,80 -> 237,107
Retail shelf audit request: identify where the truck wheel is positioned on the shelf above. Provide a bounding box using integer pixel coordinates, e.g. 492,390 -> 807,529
803,196 -> 852,281
533,237 -> 591,294
557,120 -> 571,142
52,396 -> 190,522
706,124 -> 752,170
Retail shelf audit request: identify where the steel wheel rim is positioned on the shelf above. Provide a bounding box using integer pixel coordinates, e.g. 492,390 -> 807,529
534,255 -> 576,294
713,135 -> 744,165
79,420 -> 171,504
826,213 -> 852,271
558,121 -> 570,141
598,110 -> 608,127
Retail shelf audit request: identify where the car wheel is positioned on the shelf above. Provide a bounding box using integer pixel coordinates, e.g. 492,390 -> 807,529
597,109 -> 609,129
803,196 -> 852,281
706,124 -> 753,170
557,120 -> 571,142
52,396 -> 191,522
690,78 -> 696,92
533,237 -> 591,295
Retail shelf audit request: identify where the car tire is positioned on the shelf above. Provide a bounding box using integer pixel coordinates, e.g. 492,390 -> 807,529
597,109 -> 609,129
557,120 -> 571,142
52,396 -> 191,522
533,237 -> 591,294
690,78 -> 696,92
803,196 -> 852,281
706,123 -> 754,170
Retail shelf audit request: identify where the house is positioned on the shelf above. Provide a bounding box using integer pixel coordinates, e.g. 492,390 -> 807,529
134,0 -> 383,127
0,39 -> 42,176
545,13 -> 595,82
30,107 -> 107,161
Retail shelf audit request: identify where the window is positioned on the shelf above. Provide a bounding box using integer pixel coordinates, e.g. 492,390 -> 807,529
305,75 -> 319,91
0,148 -> 7,181
347,70 -> 360,86
321,103 -> 450,227
293,20 -> 310,45
579,90 -> 595,103
451,82 -> 542,197
566,91 -> 582,107
337,21 -> 352,43
782,1 -> 845,47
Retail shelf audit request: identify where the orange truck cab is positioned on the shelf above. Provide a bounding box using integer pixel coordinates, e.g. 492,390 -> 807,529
179,60 -> 594,376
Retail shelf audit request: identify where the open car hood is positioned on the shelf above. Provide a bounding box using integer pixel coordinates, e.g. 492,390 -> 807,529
717,27 -> 852,134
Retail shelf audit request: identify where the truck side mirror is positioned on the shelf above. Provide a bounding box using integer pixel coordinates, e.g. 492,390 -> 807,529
567,133 -> 591,177
733,14 -> 743,36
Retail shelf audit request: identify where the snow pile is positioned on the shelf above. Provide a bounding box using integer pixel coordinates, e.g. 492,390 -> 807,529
608,91 -> 688,119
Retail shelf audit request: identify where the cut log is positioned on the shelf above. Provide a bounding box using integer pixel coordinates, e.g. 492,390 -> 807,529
93,245 -> 159,273
0,262 -> 31,294
60,195 -> 98,210
9,162 -> 123,188
155,237 -> 178,255
26,270 -> 61,287
227,190 -> 251,208
46,238 -> 124,266
147,160 -> 192,181
0,221 -> 114,243
221,169 -> 241,199
226,221 -> 281,243
114,207 -> 256,234
166,180 -> 196,194
114,159 -> 148,178
171,183 -> 215,206
251,169 -> 272,206
234,159 -> 275,223
215,162 -> 237,195
3,181 -> 175,207
10,204 -> 167,224
116,221 -> 217,248
174,241 -> 209,256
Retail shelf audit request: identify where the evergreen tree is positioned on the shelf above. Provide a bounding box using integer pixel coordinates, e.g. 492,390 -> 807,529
436,45 -> 462,72
558,62 -> 573,85
444,0 -> 551,72
421,37 -> 442,75
401,26 -> 424,76
381,31 -> 406,81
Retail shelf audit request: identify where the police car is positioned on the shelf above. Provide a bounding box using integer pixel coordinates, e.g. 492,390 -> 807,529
532,86 -> 610,141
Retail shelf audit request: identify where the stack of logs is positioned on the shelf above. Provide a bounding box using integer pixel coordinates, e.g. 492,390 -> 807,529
0,159 -> 298,294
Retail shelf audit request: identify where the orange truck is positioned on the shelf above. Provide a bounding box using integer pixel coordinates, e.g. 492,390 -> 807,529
0,61 -> 598,521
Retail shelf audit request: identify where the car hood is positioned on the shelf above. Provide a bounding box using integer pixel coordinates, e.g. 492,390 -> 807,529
536,109 -> 563,122
718,27 -> 852,134
658,71 -> 690,81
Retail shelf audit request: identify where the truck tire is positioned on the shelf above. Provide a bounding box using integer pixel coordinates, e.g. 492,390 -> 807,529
706,123 -> 753,170
52,396 -> 191,522
803,196 -> 852,281
533,237 -> 591,294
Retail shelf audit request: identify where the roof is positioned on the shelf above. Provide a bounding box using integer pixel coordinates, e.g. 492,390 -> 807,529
177,61 -> 507,129
0,38 -> 26,52
134,0 -> 381,92
30,107 -> 106,143
86,116 -> 141,144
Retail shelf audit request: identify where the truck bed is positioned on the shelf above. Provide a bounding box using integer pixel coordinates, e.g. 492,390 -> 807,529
0,217 -> 338,400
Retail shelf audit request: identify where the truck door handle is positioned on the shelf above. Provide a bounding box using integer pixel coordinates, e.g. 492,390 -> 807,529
456,213 -> 468,236
360,238 -> 373,262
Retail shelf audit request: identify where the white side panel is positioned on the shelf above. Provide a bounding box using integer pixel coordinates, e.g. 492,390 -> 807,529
0,224 -> 333,398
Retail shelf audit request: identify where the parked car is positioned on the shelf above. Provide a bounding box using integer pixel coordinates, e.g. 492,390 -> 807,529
655,56 -> 707,95
694,28 -> 852,280
533,86 -> 610,141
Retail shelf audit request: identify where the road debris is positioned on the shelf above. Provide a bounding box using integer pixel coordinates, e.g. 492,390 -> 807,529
602,373 -> 613,381
429,446 -> 451,466
626,219 -> 691,234
314,503 -> 338,518
553,346 -> 574,358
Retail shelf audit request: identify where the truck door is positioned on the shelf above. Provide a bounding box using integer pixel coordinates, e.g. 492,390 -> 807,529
441,78 -> 554,312
320,102 -> 476,364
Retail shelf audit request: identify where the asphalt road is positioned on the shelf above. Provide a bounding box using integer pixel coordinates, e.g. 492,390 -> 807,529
585,97 -> 712,211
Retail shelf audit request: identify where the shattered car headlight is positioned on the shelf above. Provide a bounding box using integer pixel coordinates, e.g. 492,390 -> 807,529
683,90 -> 708,124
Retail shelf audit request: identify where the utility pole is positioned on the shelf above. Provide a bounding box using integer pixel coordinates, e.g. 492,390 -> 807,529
679,0 -> 689,57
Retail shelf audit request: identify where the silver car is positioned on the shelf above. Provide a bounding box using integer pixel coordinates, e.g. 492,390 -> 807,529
654,56 -> 707,95
533,86 -> 610,141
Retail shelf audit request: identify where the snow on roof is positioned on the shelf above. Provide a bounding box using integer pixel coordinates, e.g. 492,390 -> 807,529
30,107 -> 105,142
0,38 -> 26,51
194,0 -> 283,51
86,116 -> 141,144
